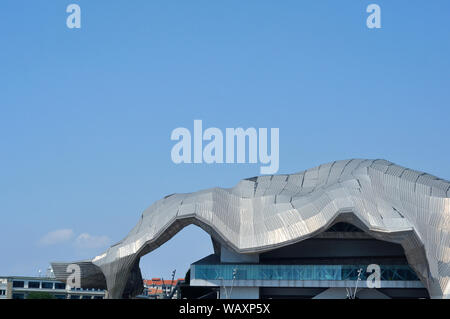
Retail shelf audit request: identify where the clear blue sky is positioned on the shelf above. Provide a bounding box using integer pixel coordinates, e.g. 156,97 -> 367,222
1,1 -> 449,280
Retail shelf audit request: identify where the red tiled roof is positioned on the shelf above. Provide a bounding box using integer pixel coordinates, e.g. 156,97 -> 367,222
146,288 -> 163,294
143,278 -> 184,287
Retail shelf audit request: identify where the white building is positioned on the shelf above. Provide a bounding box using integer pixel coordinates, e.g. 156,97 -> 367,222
0,276 -> 105,299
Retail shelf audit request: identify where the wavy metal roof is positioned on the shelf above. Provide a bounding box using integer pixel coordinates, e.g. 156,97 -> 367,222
52,159 -> 450,298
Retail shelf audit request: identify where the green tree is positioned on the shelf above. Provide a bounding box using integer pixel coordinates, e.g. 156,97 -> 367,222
26,292 -> 55,299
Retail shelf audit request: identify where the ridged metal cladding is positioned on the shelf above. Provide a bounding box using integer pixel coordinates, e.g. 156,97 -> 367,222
52,159 -> 450,298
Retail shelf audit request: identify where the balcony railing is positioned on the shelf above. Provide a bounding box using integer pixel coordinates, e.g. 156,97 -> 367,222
192,264 -> 419,281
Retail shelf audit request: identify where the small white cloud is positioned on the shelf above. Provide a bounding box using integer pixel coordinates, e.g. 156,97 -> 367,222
74,233 -> 110,250
39,229 -> 74,246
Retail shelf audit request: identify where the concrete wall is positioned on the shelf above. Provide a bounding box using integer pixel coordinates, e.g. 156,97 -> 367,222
221,246 -> 259,263
220,287 -> 259,299
260,238 -> 405,261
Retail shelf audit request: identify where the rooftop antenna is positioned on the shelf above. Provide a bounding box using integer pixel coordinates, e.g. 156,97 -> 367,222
168,269 -> 176,298
161,277 -> 166,298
